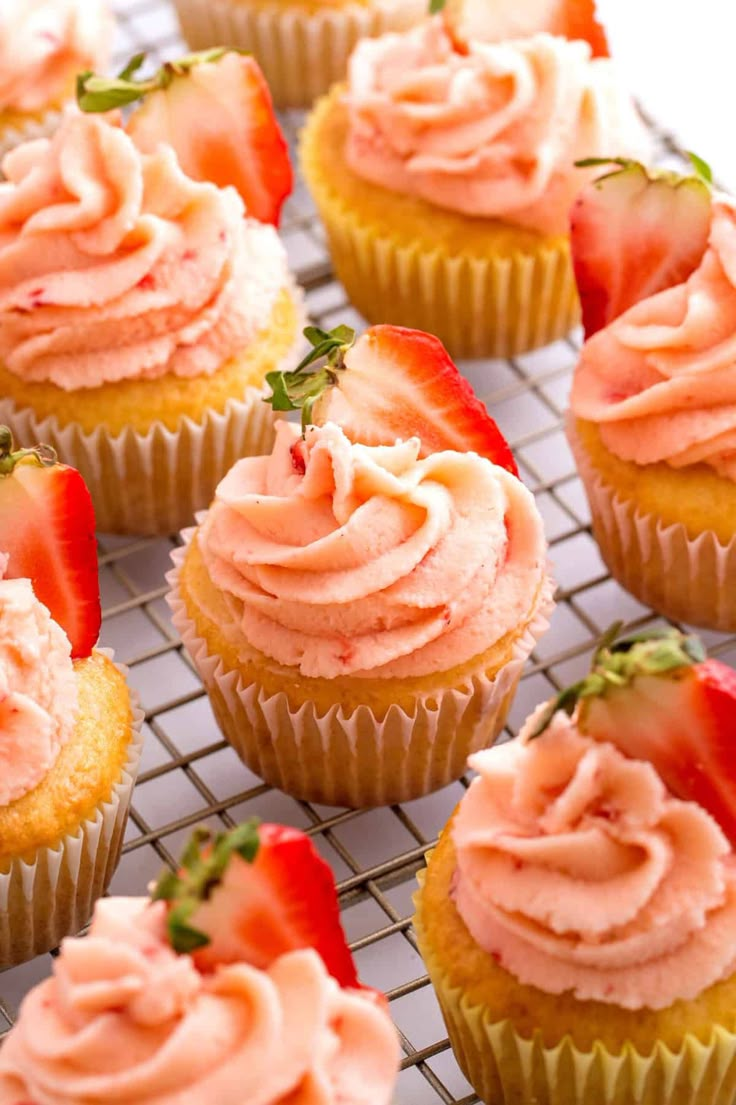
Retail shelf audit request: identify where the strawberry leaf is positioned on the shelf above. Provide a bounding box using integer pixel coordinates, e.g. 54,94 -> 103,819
264,324 -> 356,432
77,48 -> 234,114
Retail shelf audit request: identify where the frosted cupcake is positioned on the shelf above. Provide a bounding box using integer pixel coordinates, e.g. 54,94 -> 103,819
567,158 -> 736,630
169,323 -> 554,807
301,15 -> 649,357
0,0 -> 113,160
0,429 -> 142,967
170,0 -> 427,109
0,109 -> 303,535
415,626 -> 736,1105
0,821 -> 400,1104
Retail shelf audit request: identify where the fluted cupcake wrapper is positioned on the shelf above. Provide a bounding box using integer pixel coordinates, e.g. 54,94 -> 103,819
170,0 -> 425,109
0,108 -> 61,164
166,529 -> 555,808
0,651 -> 144,969
568,418 -> 736,633
414,866 -> 736,1105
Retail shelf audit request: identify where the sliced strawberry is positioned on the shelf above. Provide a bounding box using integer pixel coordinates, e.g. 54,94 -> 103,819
79,50 -> 292,226
0,428 -> 100,658
570,159 -> 712,338
439,0 -> 609,57
153,822 -> 360,989
534,626 -> 736,845
268,324 -> 518,475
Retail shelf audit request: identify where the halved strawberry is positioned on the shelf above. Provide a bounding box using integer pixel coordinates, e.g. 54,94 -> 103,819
0,427 -> 100,658
153,822 -> 361,989
570,158 -> 712,338
437,0 -> 609,57
267,324 -> 519,476
533,626 -> 736,845
78,50 -> 292,227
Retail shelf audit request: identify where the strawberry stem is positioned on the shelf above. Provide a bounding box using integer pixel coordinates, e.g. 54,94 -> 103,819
529,623 -> 706,739
0,426 -> 57,476
264,324 -> 356,434
77,47 -> 235,113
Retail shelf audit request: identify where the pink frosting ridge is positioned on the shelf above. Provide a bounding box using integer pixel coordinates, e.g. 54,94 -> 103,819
199,420 -> 548,679
452,709 -> 736,1009
0,560 -> 78,807
0,111 -> 291,390
345,20 -> 649,235
572,199 -> 736,481
0,897 -> 399,1105
0,0 -> 113,114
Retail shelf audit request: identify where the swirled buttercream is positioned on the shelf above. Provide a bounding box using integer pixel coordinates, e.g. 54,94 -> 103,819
0,897 -> 399,1105
199,420 -> 547,679
344,20 -> 649,235
452,710 -> 736,1009
0,0 -> 112,114
0,111 -> 291,390
0,563 -> 77,807
571,200 -> 736,481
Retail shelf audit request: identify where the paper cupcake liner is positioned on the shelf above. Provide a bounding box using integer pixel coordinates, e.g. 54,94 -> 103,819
170,0 -> 425,108
0,108 -> 61,164
0,651 -> 144,968
167,530 -> 555,808
568,419 -> 736,632
414,866 -> 736,1105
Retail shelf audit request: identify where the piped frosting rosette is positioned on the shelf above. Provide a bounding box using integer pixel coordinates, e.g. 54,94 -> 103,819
0,111 -> 303,535
168,420 -> 553,807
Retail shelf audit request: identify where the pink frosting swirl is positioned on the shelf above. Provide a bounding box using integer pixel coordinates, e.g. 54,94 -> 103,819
572,200 -> 736,481
199,420 -> 548,679
345,20 -> 649,235
453,710 -> 736,1010
0,564 -> 77,807
0,897 -> 399,1105
0,111 -> 291,390
0,0 -> 112,114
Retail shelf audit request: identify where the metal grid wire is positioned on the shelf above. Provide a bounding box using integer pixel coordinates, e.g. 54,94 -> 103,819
2,2 -> 736,1101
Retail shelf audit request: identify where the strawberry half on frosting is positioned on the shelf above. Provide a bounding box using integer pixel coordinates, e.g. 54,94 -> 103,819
0,426 -> 100,658
265,323 -> 519,476
532,623 -> 736,846
77,48 -> 293,226
570,156 -> 713,338
434,0 -> 609,56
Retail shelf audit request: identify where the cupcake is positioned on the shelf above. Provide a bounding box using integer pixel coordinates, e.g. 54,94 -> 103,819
0,0 -> 113,160
415,625 -> 736,1105
169,0 -> 427,110
0,56 -> 304,536
567,157 -> 736,630
168,323 -> 554,808
0,428 -> 142,967
300,8 -> 649,358
0,821 -> 401,1104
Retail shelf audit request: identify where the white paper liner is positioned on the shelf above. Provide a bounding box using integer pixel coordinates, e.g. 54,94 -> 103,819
170,0 -> 426,108
0,286 -> 307,536
166,527 -> 555,808
568,418 -> 736,632
0,650 -> 144,968
0,108 -> 61,165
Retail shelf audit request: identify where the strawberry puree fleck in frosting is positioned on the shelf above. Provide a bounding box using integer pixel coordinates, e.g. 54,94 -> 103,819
0,112 -> 291,390
345,21 -> 649,235
199,420 -> 548,680
452,710 -> 736,1010
572,200 -> 736,481
0,559 -> 78,807
0,897 -> 399,1105
0,0 -> 113,114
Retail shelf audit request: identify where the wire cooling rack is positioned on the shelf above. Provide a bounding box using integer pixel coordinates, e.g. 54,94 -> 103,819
2,3 -> 736,1102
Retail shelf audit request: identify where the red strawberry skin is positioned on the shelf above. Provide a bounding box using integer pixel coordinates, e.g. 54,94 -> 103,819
570,163 -> 711,338
189,823 -> 360,988
0,460 -> 100,658
127,53 -> 292,227
581,659 -> 736,845
316,325 -> 519,477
